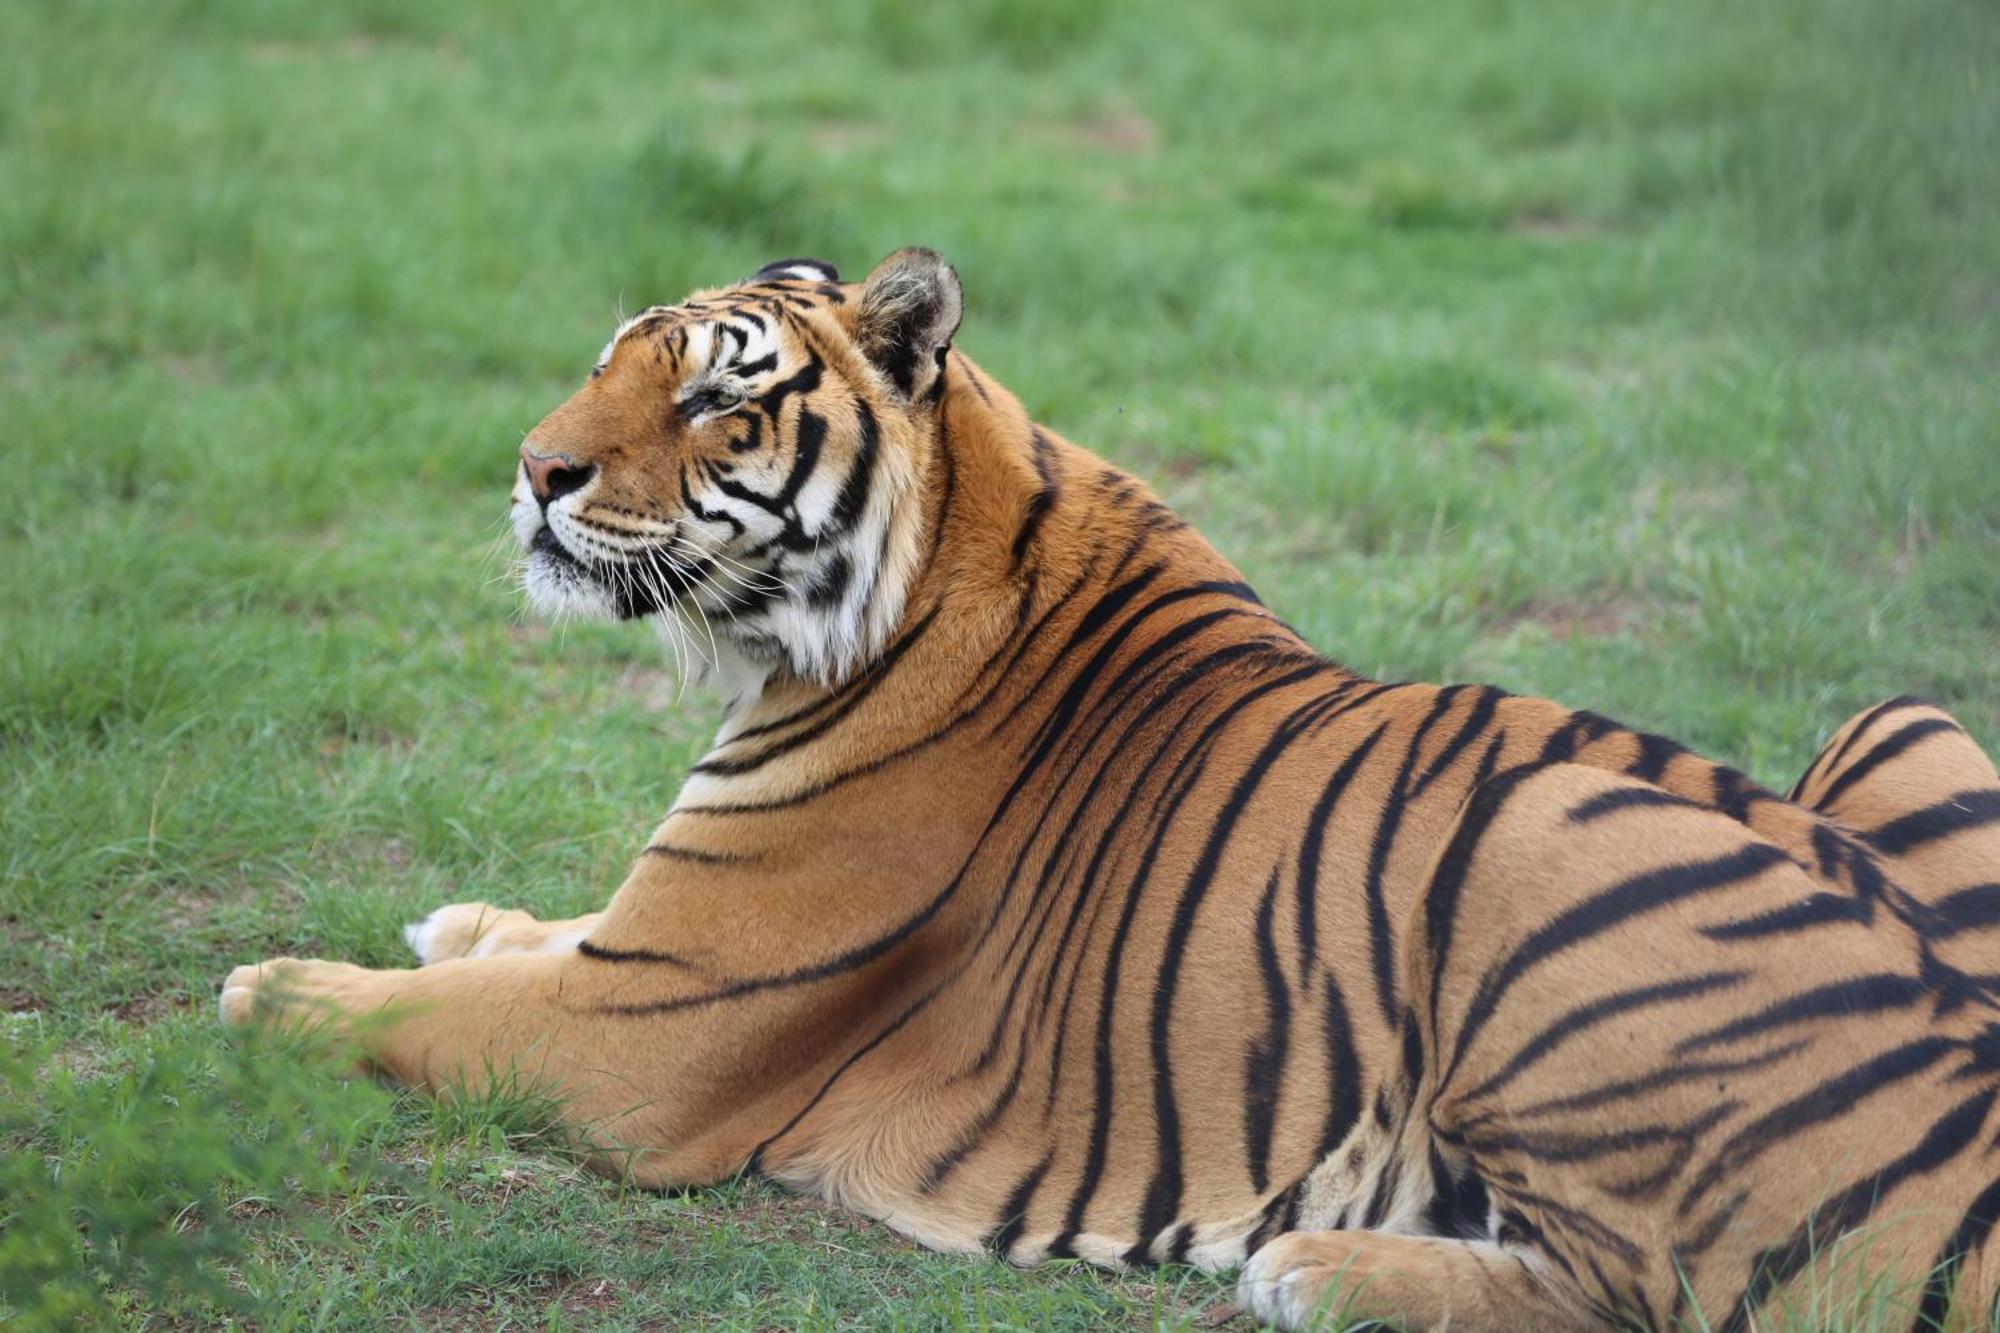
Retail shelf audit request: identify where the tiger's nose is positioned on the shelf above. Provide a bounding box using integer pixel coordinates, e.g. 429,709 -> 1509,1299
520,447 -> 596,505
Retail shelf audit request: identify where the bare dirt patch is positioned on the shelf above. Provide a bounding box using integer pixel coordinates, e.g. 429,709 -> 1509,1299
551,1275 -> 620,1320
1498,597 -> 1646,642
105,992 -> 200,1025
616,664 -> 687,713
1509,207 -> 1595,240
808,119 -> 884,153
1030,106 -> 1162,156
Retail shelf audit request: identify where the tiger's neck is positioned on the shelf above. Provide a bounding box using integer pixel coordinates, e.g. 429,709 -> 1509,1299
708,347 -> 1266,753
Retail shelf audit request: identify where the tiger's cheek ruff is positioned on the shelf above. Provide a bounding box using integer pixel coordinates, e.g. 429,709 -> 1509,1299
745,409 -> 928,689
663,381 -> 928,693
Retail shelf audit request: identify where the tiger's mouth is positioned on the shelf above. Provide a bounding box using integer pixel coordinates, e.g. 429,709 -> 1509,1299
523,521 -> 700,622
530,523 -> 583,568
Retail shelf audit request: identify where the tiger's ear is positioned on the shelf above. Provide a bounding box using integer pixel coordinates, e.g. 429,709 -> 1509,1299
748,257 -> 840,284
855,247 -> 963,403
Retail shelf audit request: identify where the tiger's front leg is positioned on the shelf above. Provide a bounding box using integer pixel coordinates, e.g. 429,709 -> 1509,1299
402,901 -> 606,963
216,943 -> 831,1188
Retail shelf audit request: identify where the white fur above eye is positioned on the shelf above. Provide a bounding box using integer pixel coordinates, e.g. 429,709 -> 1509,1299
595,308 -> 657,377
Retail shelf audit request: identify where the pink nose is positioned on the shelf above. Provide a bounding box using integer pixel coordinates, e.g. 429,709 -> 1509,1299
520,447 -> 594,504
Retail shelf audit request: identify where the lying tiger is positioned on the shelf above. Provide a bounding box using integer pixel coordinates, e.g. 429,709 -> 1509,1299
222,248 -> 2000,1330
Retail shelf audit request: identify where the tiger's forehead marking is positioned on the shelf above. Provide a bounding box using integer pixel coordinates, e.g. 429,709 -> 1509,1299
593,285 -> 834,379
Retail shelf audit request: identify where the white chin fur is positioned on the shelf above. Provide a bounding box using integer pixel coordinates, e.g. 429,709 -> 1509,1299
520,550 -> 618,621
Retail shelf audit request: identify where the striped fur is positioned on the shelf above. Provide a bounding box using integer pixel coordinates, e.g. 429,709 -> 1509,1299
222,252 -> 2000,1330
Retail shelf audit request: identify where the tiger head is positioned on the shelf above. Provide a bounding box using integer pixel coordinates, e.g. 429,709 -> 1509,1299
512,248 -> 963,693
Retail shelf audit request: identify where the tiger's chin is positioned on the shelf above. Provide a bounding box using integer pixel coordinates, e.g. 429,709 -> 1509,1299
519,526 -> 675,623
519,545 -> 621,622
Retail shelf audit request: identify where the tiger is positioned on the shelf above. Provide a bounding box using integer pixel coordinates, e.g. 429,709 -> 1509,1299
220,248 -> 2000,1330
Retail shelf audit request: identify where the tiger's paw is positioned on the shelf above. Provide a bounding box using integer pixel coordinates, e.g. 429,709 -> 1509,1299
403,901 -> 530,963
1237,1233 -> 1352,1330
217,956 -> 370,1029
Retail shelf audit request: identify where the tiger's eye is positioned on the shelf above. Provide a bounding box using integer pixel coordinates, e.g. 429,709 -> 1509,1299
684,388 -> 744,418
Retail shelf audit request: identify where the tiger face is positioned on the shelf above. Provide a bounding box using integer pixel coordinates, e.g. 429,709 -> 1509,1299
511,250 -> 962,691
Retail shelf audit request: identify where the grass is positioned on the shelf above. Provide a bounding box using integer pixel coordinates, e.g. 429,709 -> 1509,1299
2,0 -> 1996,1326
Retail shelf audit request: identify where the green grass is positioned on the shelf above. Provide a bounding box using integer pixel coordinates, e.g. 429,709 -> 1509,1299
3,0 -> 1996,1326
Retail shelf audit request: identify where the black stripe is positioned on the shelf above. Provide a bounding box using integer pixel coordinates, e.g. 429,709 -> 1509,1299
1710,765 -> 1764,823
725,616 -> 924,744
1719,1084 -> 1997,1333
988,1151 -> 1055,1256
951,349 -> 994,405
1458,970 -> 1747,1104
1447,842 -> 1791,1081
1002,608 -> 1271,844
1699,890 -> 1869,941
1294,716 -> 1392,977
1481,1040 -> 1809,1125
746,977 -> 945,1171
577,938 -> 695,967
752,356 -> 823,422
1058,744 -> 1220,1252
1245,864 -> 1290,1193
1672,972 -> 1928,1056
1536,708 -> 1616,765
1245,1184 -> 1300,1257
803,549 -> 853,609
1358,1147 -> 1402,1228
1011,428 -> 1060,567
1423,1145 -> 1491,1240
1059,661 -> 1330,1252
1791,695 -> 1926,801
1314,971 -> 1363,1161
1930,883 -> 2000,939
979,634 -> 1276,986
1366,687 -> 1467,1028
1568,785 -> 1703,824
1460,1100 -> 1738,1170
1811,716 -> 1957,813
1411,685 -> 1505,797
1039,657 -> 1261,1117
1675,1188 -> 1751,1263
773,405 -> 826,511
676,587 -> 1156,818
1496,1186 -> 1642,1267
1423,764 -> 1547,1028
1136,675 -> 1345,1255
1013,581 -> 1269,769
1913,1167 -> 2000,1332
969,648 -> 1291,1085
1865,789 -> 2000,856
1681,1037 -> 1959,1219
1626,729 -> 1685,784
823,399 -> 881,536
642,842 -> 748,865
990,564 -> 1167,735
692,606 -> 939,776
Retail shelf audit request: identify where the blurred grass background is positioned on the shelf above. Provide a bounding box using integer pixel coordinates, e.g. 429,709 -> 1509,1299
2,0 -> 1996,1326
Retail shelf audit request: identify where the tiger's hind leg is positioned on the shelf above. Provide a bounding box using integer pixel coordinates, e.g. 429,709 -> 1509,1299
1792,697 -> 2000,969
1240,1229 -> 1591,1331
403,902 -> 605,964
